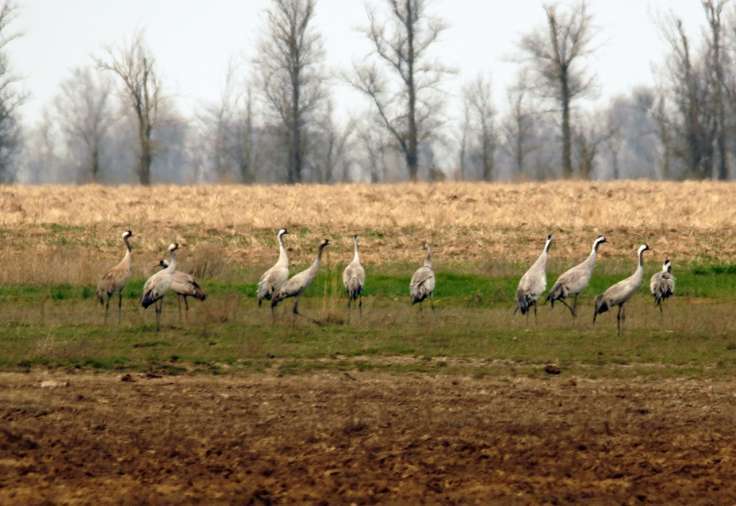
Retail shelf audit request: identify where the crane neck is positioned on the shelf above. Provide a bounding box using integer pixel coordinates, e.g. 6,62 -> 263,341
123,236 -> 132,252
543,239 -> 552,254
307,244 -> 326,276
277,234 -> 288,265
352,239 -> 360,263
424,246 -> 432,268
167,250 -> 177,272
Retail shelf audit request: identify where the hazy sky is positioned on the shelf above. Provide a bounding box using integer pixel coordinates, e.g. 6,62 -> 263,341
15,0 -> 707,125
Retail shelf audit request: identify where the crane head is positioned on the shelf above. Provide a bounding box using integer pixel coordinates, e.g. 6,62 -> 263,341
168,243 -> 179,252
664,258 -> 672,272
278,228 -> 288,237
123,230 -> 133,239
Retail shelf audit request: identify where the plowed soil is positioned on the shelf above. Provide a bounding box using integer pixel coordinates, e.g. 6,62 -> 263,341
1,372 -> 735,504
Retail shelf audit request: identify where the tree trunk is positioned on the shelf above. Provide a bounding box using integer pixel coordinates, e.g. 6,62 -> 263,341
91,144 -> 100,182
561,73 -> 572,178
139,147 -> 151,185
715,48 -> 728,180
482,137 -> 493,181
290,71 -> 302,184
711,6 -> 728,180
406,0 -> 418,182
515,127 -> 524,176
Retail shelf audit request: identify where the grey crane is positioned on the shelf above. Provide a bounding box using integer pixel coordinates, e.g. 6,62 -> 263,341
546,235 -> 607,318
257,228 -> 290,310
410,242 -> 435,309
141,243 -> 179,331
96,229 -> 133,324
342,235 -> 366,315
515,234 -> 553,320
594,244 -> 650,335
157,259 -> 207,321
271,239 -> 330,323
650,258 -> 675,313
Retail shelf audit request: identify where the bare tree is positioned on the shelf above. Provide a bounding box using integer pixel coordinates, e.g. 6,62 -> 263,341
356,118 -> 390,182
254,0 -> 326,184
519,0 -> 597,178
23,109 -> 61,183
502,71 -> 537,178
53,65 -> 114,182
96,31 -> 162,185
573,110 -> 617,179
0,2 -> 23,182
651,94 -> 674,179
195,65 -> 239,181
311,99 -> 356,182
658,14 -> 714,178
703,0 -> 729,179
456,98 -> 470,180
235,83 -> 258,183
462,75 -> 497,181
347,0 -> 451,181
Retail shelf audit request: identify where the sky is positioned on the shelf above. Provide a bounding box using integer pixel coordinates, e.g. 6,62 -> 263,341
14,0 -> 708,126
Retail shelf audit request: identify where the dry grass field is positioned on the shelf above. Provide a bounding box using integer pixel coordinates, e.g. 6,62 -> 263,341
2,181 -> 736,503
1,180 -> 735,284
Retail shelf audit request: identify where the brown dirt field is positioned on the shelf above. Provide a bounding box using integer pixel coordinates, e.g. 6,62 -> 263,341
1,181 -> 736,283
1,371 -> 735,504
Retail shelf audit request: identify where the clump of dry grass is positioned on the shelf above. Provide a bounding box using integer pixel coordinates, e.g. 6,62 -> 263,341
0,181 -> 734,284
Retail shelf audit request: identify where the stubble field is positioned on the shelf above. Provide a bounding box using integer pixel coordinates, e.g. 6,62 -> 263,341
2,181 -> 736,503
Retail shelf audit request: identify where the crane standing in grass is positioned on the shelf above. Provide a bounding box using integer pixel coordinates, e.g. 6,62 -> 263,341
257,228 -> 290,311
96,229 -> 133,324
343,235 -> 365,316
515,234 -> 553,321
650,258 -> 675,314
141,243 -> 179,331
546,235 -> 607,318
271,239 -> 330,323
593,244 -> 650,335
410,242 -> 435,309
157,259 -> 207,321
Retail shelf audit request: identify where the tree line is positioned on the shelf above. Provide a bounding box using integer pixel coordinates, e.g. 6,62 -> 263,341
6,0 -> 736,184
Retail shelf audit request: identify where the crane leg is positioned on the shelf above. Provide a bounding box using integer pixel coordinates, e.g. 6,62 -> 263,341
184,297 -> 189,322
430,293 -> 435,312
117,292 -> 123,324
572,294 -> 579,318
155,299 -> 162,332
177,296 -> 182,323
559,298 -> 575,317
292,298 -> 299,327
616,304 -> 623,336
292,298 -> 320,326
358,296 -> 363,317
533,302 -> 538,325
622,304 -> 626,331
104,296 -> 110,324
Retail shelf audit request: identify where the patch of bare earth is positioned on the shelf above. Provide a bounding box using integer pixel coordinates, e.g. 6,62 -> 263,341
0,372 -> 735,504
